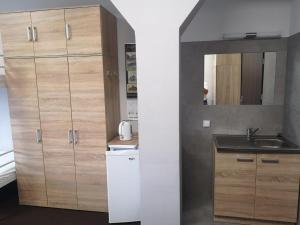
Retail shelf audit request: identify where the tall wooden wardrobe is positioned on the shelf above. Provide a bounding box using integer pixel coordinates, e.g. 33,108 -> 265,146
0,5 -> 120,212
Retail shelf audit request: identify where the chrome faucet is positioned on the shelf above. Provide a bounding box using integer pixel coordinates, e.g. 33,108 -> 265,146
247,128 -> 259,140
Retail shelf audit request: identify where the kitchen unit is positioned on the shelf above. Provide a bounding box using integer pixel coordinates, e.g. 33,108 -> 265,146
106,136 -> 140,223
213,135 -> 300,224
0,5 -> 120,212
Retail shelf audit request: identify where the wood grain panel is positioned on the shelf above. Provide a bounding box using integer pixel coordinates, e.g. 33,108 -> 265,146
103,56 -> 120,141
0,12 -> 34,57
68,56 -> 107,212
100,7 -> 118,57
5,58 -> 47,206
214,149 -> 256,219
216,54 -> 241,105
242,53 -> 263,105
65,7 -> 102,55
35,57 -> 77,209
255,154 -> 300,223
215,216 -> 294,225
31,9 -> 67,56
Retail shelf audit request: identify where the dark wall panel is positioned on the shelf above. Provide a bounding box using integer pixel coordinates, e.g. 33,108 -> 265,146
283,33 -> 300,146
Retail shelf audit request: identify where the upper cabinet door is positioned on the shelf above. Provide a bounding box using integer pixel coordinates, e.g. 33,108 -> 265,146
65,7 -> 102,55
0,12 -> 34,57
31,9 -> 67,56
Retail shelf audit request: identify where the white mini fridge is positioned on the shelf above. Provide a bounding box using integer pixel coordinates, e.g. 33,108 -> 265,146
106,149 -> 140,223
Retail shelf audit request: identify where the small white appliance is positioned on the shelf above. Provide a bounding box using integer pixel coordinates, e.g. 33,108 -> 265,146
106,148 -> 140,223
118,121 -> 132,141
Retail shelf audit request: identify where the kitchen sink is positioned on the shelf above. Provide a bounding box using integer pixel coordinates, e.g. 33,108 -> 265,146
254,138 -> 284,148
214,135 -> 300,153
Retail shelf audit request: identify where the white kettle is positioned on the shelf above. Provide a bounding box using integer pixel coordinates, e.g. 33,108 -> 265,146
118,121 -> 133,141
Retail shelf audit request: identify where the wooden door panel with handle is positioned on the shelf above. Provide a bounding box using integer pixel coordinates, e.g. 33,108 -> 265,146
255,154 -> 300,223
65,7 -> 102,55
5,58 -> 47,206
35,57 -> 77,209
68,56 -> 107,212
214,150 -> 256,219
31,9 -> 67,56
0,12 -> 34,57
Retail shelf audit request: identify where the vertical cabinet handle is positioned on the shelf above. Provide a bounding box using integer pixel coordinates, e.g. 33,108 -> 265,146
32,27 -> 38,41
26,26 -> 33,41
36,129 -> 42,144
65,23 -> 71,40
68,129 -> 73,144
73,130 -> 78,145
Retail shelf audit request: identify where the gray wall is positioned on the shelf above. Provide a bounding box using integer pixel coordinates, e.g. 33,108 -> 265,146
283,33 -> 300,146
180,38 -> 287,225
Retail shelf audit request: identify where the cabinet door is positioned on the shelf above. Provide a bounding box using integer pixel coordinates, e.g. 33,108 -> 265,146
255,154 -> 300,223
68,56 -> 107,212
5,58 -> 47,206
65,7 -> 102,55
36,57 -> 77,209
31,9 -> 67,56
0,12 -> 34,57
214,151 -> 256,218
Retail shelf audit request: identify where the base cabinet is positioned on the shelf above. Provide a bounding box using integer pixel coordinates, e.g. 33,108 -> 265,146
255,154 -> 300,223
214,148 -> 300,224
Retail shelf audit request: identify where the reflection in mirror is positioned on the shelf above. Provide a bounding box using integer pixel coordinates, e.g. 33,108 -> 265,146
204,52 -> 279,105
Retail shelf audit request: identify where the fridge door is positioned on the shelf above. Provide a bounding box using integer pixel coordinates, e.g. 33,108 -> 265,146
106,150 -> 140,223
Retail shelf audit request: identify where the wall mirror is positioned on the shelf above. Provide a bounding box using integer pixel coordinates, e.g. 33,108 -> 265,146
204,52 -> 285,105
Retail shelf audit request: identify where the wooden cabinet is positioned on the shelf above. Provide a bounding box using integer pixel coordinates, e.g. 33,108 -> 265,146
65,7 -> 102,55
68,56 -> 108,211
4,5 -> 120,212
31,9 -> 67,56
214,151 -> 256,218
35,57 -> 77,210
214,149 -> 300,224
0,12 -> 34,57
255,154 -> 300,223
5,58 -> 47,206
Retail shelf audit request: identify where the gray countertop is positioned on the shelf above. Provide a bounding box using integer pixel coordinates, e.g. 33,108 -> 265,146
214,135 -> 300,154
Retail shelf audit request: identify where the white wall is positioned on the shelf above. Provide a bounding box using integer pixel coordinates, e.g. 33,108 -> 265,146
0,88 -> 13,150
181,0 -> 292,42
117,19 -> 138,132
110,1 -> 202,225
290,0 -> 300,35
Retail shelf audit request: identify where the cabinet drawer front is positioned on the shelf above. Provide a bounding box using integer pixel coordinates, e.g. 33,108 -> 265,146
255,154 -> 300,223
214,151 -> 257,218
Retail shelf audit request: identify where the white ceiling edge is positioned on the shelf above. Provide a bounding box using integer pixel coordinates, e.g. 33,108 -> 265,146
0,0 -> 125,20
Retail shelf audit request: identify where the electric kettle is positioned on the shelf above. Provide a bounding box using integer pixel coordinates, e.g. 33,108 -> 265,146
118,121 -> 133,141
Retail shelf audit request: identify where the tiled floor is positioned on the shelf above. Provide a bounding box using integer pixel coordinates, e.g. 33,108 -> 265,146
0,182 -> 140,225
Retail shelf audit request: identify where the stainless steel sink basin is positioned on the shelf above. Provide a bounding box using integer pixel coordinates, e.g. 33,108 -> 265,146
214,135 -> 300,152
254,138 -> 284,148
